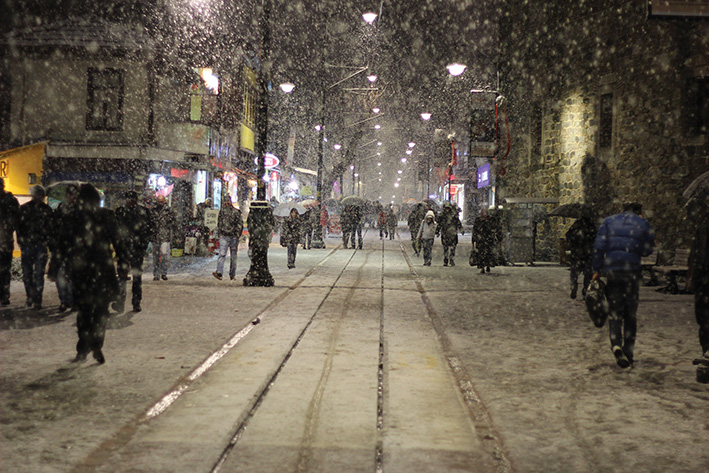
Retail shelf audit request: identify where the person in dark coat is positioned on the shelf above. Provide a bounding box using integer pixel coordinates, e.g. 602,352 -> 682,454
47,184 -> 78,312
0,179 -> 19,305
150,195 -> 178,281
687,193 -> 709,382
17,185 -> 53,309
592,202 -> 655,369
351,205 -> 363,249
377,207 -> 388,239
282,208 -> 301,269
565,213 -> 597,299
212,195 -> 243,280
113,190 -> 152,312
341,205 -> 354,249
386,207 -> 397,240
63,184 -> 120,364
437,203 -> 463,266
472,208 -> 496,274
302,208 -> 314,249
407,203 -> 425,256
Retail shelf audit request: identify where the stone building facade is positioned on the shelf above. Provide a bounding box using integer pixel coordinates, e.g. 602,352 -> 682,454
497,0 -> 709,258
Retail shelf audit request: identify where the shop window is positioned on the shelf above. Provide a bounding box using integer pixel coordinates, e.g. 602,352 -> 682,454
86,68 -> 124,131
599,93 -> 613,149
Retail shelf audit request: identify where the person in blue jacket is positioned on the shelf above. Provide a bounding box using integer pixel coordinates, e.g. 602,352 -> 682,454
592,202 -> 655,368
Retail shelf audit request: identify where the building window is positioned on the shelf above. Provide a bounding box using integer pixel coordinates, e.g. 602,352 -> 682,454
689,77 -> 709,135
86,68 -> 124,131
530,104 -> 543,165
599,93 -> 613,149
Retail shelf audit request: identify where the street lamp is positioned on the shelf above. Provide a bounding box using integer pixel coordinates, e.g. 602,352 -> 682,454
362,12 -> 378,24
421,112 -> 432,121
244,0 -> 275,287
447,63 -> 467,76
279,82 -> 295,93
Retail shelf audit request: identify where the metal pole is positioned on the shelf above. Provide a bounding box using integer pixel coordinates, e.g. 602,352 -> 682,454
243,0 -> 274,286
311,88 -> 326,248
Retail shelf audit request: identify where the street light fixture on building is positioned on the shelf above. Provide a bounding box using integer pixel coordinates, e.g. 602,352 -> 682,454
362,12 -> 378,24
279,82 -> 295,93
447,63 -> 467,76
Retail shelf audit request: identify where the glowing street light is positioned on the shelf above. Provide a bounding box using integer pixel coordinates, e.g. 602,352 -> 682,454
397,170 -> 403,174
372,107 -> 380,114
421,112 -> 432,121
401,158 -> 407,163
377,142 -> 382,146
446,63 -> 467,76
333,143 -> 342,150
406,149 -> 413,155
362,12 -> 378,24
279,82 -> 295,93
367,75 -> 378,83
374,124 -> 381,130
408,142 -> 416,148
315,125 -> 321,131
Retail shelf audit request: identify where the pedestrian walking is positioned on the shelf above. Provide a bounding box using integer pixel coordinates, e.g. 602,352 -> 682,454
351,205 -> 363,249
417,210 -> 437,266
407,203 -> 425,256
687,193 -> 709,382
565,213 -> 597,299
113,190 -> 152,312
281,208 -> 301,269
592,202 -> 655,368
150,195 -> 178,281
437,203 -> 463,266
341,205 -> 354,248
387,207 -> 397,240
63,184 -> 121,364
320,206 -> 330,239
0,179 -> 19,306
213,196 -> 243,281
17,185 -> 52,309
302,208 -> 313,249
378,208 -> 388,239
472,208 -> 496,274
47,184 -> 78,312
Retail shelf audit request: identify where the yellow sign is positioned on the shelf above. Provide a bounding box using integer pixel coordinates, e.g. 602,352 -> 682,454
0,142 -> 45,195
0,159 -> 8,179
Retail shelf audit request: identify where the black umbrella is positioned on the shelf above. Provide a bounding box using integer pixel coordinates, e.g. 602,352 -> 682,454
548,203 -> 594,218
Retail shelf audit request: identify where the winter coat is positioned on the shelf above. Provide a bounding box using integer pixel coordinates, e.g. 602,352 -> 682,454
115,203 -> 152,258
62,206 -> 120,306
437,207 -> 463,246
378,211 -> 387,228
472,216 -> 496,268
417,218 -> 437,240
281,215 -> 301,246
407,206 -> 424,235
591,211 -> 655,274
0,190 -> 19,252
217,205 -> 243,238
17,199 -> 53,248
387,211 -> 398,229
150,202 -> 178,243
565,216 -> 597,263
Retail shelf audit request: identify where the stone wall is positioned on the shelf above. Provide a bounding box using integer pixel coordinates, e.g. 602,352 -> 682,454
499,0 -> 709,257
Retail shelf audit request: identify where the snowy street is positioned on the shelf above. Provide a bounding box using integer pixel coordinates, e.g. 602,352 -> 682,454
0,230 -> 706,473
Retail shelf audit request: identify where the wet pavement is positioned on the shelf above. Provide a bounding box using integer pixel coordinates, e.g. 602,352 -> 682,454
0,230 -> 706,473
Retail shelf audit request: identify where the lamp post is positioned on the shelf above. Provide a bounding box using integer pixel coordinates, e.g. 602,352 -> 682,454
310,90 -> 326,248
243,0 -> 274,287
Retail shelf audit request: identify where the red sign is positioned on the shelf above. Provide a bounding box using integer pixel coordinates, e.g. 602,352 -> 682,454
450,184 -> 459,196
255,154 -> 280,169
